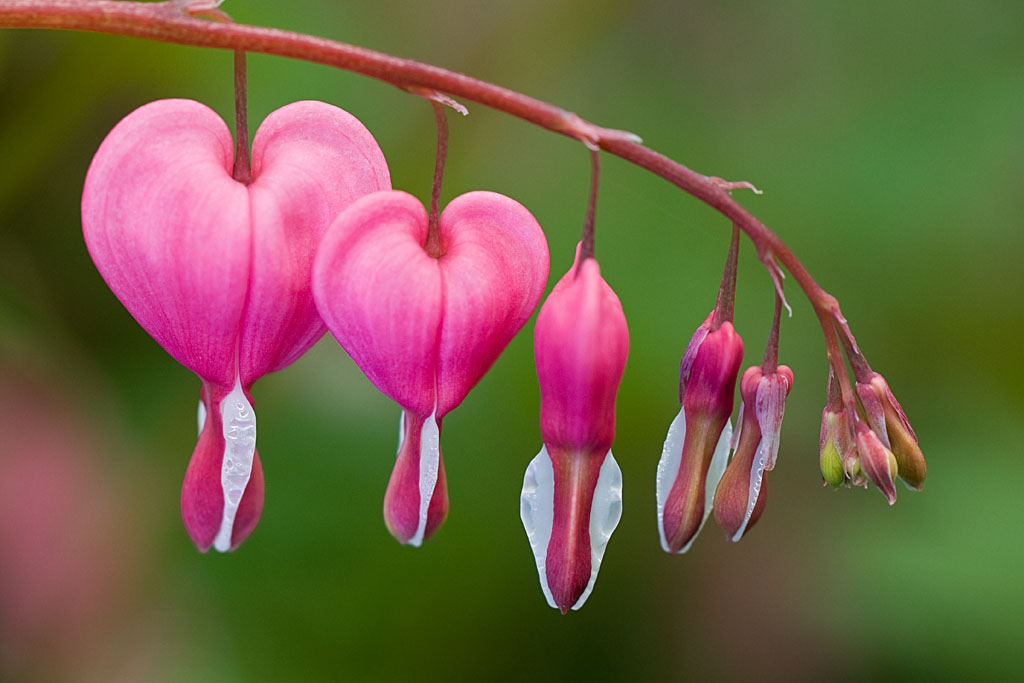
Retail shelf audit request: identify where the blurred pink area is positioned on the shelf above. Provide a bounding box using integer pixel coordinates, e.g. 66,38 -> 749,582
0,363 -> 147,680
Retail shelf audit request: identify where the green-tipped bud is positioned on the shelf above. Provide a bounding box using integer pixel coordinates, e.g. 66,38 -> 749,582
820,438 -> 845,488
819,407 -> 851,488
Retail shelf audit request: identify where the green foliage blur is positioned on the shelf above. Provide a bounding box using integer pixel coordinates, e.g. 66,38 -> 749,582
1,1 -> 1021,681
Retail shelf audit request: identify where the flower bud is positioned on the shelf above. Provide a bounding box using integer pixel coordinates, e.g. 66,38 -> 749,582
857,373 -> 926,490
854,420 -> 899,505
713,364 -> 793,541
819,407 -> 851,488
656,315 -> 744,553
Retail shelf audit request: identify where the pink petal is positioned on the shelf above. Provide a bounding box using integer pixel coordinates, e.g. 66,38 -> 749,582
678,311 -> 713,401
434,191 -> 549,417
82,99 -> 250,388
535,254 -> 628,451
312,190 -> 442,416
240,101 -> 391,384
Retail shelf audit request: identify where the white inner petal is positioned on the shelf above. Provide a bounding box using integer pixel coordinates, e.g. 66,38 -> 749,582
520,446 -> 557,609
655,407 -> 686,553
197,399 -> 207,437
212,377 -> 256,553
571,450 -> 623,611
407,410 -> 440,548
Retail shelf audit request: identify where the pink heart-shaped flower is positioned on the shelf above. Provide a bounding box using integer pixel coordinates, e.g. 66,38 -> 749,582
313,189 -> 549,545
82,99 -> 390,551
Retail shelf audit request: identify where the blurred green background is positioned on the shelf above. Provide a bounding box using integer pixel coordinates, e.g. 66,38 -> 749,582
1,1 -> 1021,681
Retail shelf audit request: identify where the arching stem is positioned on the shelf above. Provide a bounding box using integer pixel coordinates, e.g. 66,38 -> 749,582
1,0 -> 845,350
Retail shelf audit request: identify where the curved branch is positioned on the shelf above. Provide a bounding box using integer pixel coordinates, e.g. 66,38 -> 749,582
0,0 -> 837,320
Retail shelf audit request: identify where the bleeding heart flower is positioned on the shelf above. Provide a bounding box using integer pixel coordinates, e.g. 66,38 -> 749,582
82,99 -> 390,551
520,248 -> 628,613
312,189 -> 549,546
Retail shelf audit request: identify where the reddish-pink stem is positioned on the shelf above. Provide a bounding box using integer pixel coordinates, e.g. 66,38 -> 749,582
711,224 -> 739,329
425,101 -> 447,258
576,148 -> 600,268
231,48 -> 250,184
0,0 -> 842,329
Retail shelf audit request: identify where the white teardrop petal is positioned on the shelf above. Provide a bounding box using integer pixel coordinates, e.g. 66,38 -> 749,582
212,377 -> 256,553
571,450 -> 623,611
655,406 -> 686,553
520,446 -> 557,609
407,411 -> 440,548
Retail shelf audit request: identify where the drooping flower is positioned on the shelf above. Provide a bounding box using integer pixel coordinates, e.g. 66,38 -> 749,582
82,99 -> 390,551
712,363 -> 793,540
520,247 -> 628,613
656,313 -> 744,553
312,189 -> 549,546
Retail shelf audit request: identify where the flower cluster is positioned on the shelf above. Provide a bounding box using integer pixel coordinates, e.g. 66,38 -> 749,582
83,96 -> 925,612
820,362 -> 927,501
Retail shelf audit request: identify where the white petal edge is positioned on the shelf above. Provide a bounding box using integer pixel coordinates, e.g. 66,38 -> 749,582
520,447 -> 624,611
655,407 -> 686,553
520,445 -> 557,609
406,410 -> 440,548
197,399 -> 207,437
212,377 -> 256,553
732,381 -> 788,542
656,406 -> 732,554
571,449 -> 623,611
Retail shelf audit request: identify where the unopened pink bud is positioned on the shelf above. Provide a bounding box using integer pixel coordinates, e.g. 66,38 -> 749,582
713,365 -> 793,541
859,373 -> 926,490
855,420 -> 899,505
521,252 -> 627,613
657,318 -> 743,553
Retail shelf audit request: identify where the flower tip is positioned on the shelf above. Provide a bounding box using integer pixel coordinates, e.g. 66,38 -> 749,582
383,411 -> 449,546
521,447 -> 622,612
181,384 -> 264,553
